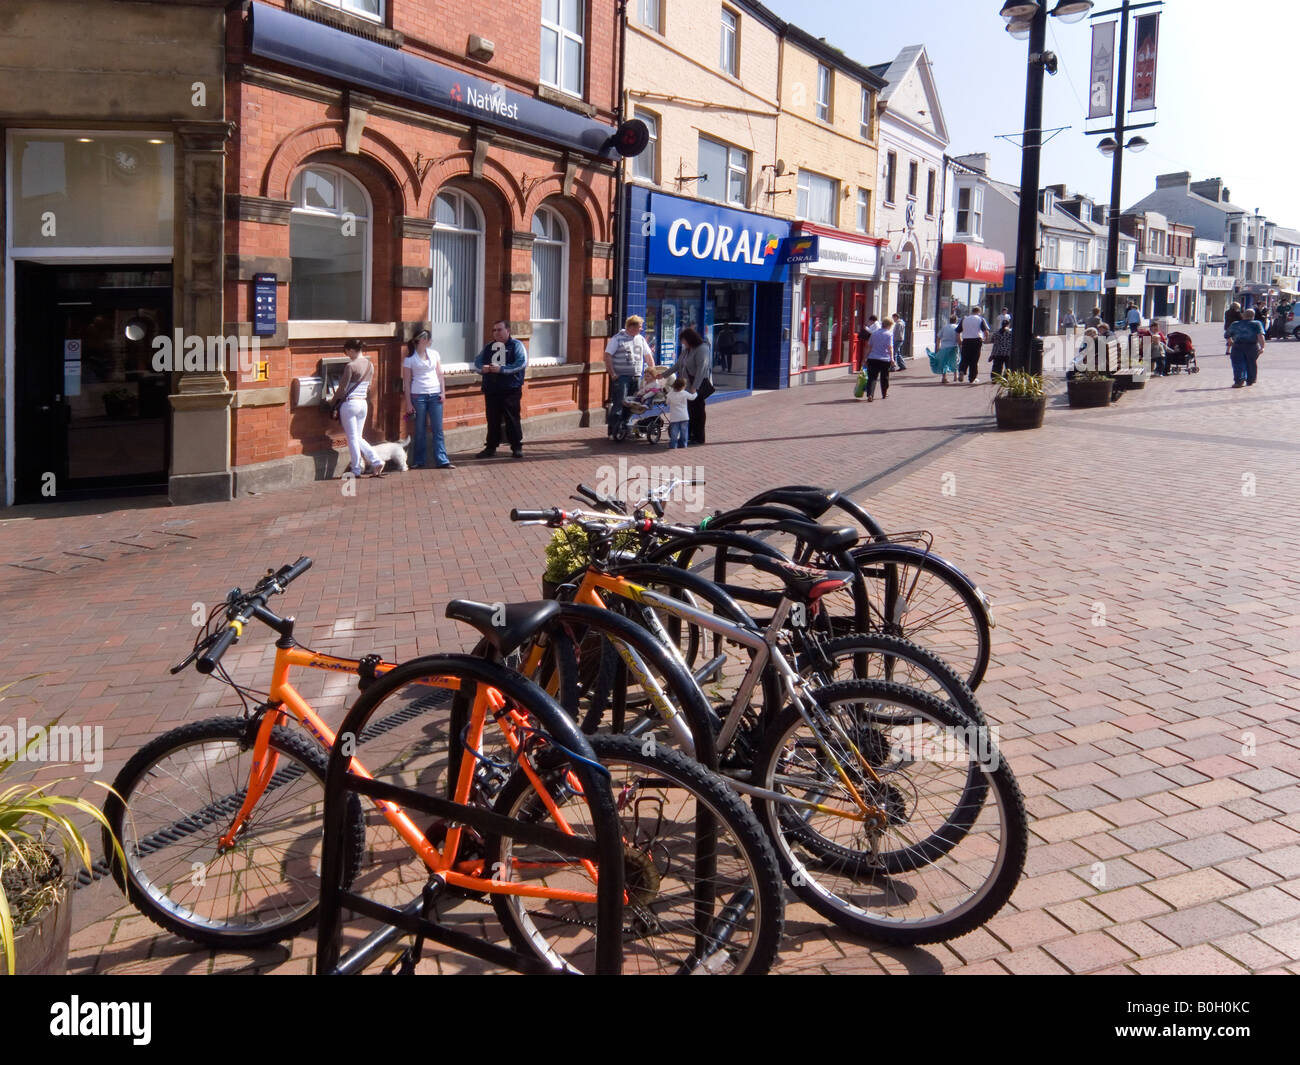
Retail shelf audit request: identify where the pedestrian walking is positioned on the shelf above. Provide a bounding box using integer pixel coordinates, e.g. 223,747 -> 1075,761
1060,309 -> 1077,330
670,326 -> 713,445
927,314 -> 960,383
331,338 -> 384,479
958,305 -> 990,384
997,308 -> 1012,331
989,320 -> 1014,379
1085,305 -> 1103,329
864,320 -> 894,401
665,375 -> 697,449
473,320 -> 527,459
604,315 -> 655,438
1226,307 -> 1266,387
891,312 -> 908,370
1125,301 -> 1142,333
401,328 -> 454,469
1223,301 -> 1242,356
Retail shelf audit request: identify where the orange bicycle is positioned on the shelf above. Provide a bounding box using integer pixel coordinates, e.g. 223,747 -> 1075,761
104,559 -> 781,974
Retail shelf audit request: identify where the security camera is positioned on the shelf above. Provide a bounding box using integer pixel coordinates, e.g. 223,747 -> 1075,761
1040,51 -> 1058,75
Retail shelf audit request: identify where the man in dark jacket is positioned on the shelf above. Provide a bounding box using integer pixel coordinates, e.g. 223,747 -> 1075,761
473,320 -> 527,458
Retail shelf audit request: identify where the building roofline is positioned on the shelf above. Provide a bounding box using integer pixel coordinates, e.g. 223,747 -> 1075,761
781,22 -> 888,88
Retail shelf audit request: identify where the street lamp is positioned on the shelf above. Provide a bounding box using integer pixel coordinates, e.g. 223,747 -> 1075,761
1093,1 -> 1161,328
1001,0 -> 1094,372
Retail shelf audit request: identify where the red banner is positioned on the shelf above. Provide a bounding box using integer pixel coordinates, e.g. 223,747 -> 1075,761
1131,13 -> 1159,112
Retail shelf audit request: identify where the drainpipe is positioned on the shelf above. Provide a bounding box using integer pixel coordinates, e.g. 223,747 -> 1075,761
611,0 -> 629,327
936,152 -> 951,349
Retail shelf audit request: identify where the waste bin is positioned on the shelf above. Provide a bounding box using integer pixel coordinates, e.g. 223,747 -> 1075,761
1029,337 -> 1044,376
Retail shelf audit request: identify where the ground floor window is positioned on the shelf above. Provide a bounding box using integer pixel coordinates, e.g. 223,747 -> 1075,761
643,277 -> 756,393
430,188 -> 484,365
799,278 -> 873,371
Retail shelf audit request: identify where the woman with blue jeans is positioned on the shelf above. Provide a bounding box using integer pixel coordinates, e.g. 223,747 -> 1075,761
401,329 -> 454,469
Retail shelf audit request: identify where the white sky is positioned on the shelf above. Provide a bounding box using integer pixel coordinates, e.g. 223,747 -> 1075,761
762,0 -> 1300,227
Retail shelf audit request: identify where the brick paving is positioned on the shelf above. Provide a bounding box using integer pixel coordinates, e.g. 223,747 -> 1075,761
5,321 -> 1300,974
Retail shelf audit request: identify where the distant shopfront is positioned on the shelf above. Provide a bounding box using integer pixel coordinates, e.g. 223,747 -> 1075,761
986,268 -> 1102,333
625,187 -> 792,395
791,223 -> 885,377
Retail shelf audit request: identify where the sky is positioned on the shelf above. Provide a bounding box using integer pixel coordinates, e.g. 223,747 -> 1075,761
762,0 -> 1300,226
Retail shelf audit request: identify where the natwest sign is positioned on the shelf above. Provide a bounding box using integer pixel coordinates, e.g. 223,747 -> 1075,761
646,192 -> 790,282
452,82 -> 520,121
940,243 -> 1005,285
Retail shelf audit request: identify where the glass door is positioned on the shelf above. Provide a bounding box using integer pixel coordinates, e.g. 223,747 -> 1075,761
14,263 -> 173,501
706,280 -> 752,391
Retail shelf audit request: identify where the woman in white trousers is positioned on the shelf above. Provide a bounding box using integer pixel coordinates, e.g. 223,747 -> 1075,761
333,339 -> 384,478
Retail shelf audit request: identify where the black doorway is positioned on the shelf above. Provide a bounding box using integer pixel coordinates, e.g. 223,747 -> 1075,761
14,263 -> 173,503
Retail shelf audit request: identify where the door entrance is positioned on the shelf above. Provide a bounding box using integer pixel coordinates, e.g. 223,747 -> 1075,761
14,263 -> 173,503
896,279 -> 915,358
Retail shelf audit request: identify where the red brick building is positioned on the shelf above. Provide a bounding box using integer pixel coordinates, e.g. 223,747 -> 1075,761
224,0 -> 622,494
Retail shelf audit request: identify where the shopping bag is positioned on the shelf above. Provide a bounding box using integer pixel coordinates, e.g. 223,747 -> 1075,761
854,369 -> 868,399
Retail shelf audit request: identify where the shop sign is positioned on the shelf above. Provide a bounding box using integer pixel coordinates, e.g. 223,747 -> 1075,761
939,244 -> 1005,285
1145,268 -> 1178,285
646,192 -> 791,282
778,235 -> 819,265
1202,277 -> 1233,290
802,233 -> 880,278
1041,271 -> 1101,291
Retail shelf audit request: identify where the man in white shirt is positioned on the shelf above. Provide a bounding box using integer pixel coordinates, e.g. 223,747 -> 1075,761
1125,302 -> 1142,332
958,306 -> 991,384
604,314 -> 655,438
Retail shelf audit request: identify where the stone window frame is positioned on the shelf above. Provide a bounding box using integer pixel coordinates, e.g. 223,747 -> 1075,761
288,162 -> 374,323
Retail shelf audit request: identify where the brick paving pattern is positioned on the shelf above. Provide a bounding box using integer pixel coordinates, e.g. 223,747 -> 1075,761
4,322 -> 1300,975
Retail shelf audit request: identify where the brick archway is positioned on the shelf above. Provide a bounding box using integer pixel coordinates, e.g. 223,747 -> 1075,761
263,123 -> 419,214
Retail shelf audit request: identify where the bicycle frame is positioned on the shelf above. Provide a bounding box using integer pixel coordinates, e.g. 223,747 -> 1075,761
229,644 -> 601,905
532,563 -> 884,825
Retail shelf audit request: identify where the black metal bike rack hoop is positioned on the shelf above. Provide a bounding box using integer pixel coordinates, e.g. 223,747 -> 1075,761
315,653 -> 625,975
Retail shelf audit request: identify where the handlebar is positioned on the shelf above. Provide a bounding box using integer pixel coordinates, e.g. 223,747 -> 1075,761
175,557 -> 313,676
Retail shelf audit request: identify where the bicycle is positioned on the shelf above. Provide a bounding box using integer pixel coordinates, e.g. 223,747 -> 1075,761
507,508 -> 1028,944
104,559 -> 781,974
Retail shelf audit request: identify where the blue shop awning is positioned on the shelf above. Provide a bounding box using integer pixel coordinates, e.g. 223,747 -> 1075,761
986,270 -> 1102,293
249,4 -> 618,157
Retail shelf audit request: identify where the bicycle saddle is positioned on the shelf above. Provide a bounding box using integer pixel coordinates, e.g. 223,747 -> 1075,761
746,555 -> 854,604
446,599 -> 561,657
765,520 -> 860,554
748,486 -> 839,518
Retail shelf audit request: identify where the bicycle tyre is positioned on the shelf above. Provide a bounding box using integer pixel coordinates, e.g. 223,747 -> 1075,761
103,716 -> 365,948
488,733 -> 784,974
751,680 -> 1026,945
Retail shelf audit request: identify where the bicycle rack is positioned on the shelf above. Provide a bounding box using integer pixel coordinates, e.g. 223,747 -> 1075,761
315,653 -> 625,975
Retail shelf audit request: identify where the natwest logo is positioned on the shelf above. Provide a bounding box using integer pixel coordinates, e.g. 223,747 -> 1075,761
452,81 -> 520,121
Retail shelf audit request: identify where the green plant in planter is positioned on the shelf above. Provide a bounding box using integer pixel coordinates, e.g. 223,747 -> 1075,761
1072,369 -> 1112,382
991,370 -> 1045,398
0,678 -> 122,975
542,523 -> 639,585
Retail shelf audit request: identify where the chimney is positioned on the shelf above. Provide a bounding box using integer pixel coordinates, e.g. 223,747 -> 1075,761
954,152 -> 989,174
1091,203 -> 1110,225
1190,177 -> 1228,202
1155,171 -> 1191,190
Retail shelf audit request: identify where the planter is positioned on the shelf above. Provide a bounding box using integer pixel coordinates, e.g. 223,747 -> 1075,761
7,852 -> 71,975
541,578 -> 561,600
1114,371 -> 1146,391
1067,377 -> 1113,408
994,394 -> 1046,431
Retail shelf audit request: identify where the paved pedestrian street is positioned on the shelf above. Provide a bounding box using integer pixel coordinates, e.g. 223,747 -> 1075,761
4,322 -> 1299,975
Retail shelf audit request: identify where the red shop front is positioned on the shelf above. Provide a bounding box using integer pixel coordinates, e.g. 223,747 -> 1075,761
938,242 -> 1006,321
792,224 -> 886,376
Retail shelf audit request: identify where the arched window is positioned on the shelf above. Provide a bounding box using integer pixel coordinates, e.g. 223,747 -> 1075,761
530,206 -> 568,362
289,165 -> 370,320
430,188 -> 484,365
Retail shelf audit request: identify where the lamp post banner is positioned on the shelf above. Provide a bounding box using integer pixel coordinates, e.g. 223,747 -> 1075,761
1088,21 -> 1116,120
1131,13 -> 1160,112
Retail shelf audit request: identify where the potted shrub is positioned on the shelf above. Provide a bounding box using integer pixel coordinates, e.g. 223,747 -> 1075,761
1067,369 -> 1114,408
992,370 -> 1046,431
1,681 -> 122,975
541,524 -> 591,599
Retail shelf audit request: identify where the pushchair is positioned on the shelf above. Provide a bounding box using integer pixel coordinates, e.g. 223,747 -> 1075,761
613,369 -> 669,444
1160,331 -> 1198,374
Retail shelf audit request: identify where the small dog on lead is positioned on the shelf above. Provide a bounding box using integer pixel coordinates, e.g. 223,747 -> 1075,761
369,436 -> 410,472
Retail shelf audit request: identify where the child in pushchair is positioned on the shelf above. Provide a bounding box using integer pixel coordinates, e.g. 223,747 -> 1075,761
1159,330 -> 1198,374
614,366 -> 671,444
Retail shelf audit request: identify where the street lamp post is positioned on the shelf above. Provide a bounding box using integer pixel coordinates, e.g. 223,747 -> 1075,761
1093,0 -> 1159,327
1002,1 -> 1093,372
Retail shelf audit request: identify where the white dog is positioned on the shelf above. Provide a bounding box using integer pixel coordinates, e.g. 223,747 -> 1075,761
370,437 -> 410,472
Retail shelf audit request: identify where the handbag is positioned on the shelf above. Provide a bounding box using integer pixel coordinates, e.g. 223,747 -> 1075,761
696,377 -> 716,401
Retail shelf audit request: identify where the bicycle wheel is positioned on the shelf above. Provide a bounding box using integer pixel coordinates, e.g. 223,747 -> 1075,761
849,546 -> 991,691
103,716 -> 365,948
751,680 -> 1026,945
488,733 -> 784,974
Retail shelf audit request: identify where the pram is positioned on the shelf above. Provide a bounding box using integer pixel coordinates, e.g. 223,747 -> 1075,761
1160,331 -> 1198,374
613,369 -> 669,444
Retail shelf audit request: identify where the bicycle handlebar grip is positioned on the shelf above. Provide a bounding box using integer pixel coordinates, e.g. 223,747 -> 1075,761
196,625 -> 240,675
575,484 -> 601,503
510,508 -> 562,523
280,556 -> 313,585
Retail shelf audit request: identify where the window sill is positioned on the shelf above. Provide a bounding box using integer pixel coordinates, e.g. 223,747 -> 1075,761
285,0 -> 403,48
536,84 -> 596,118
